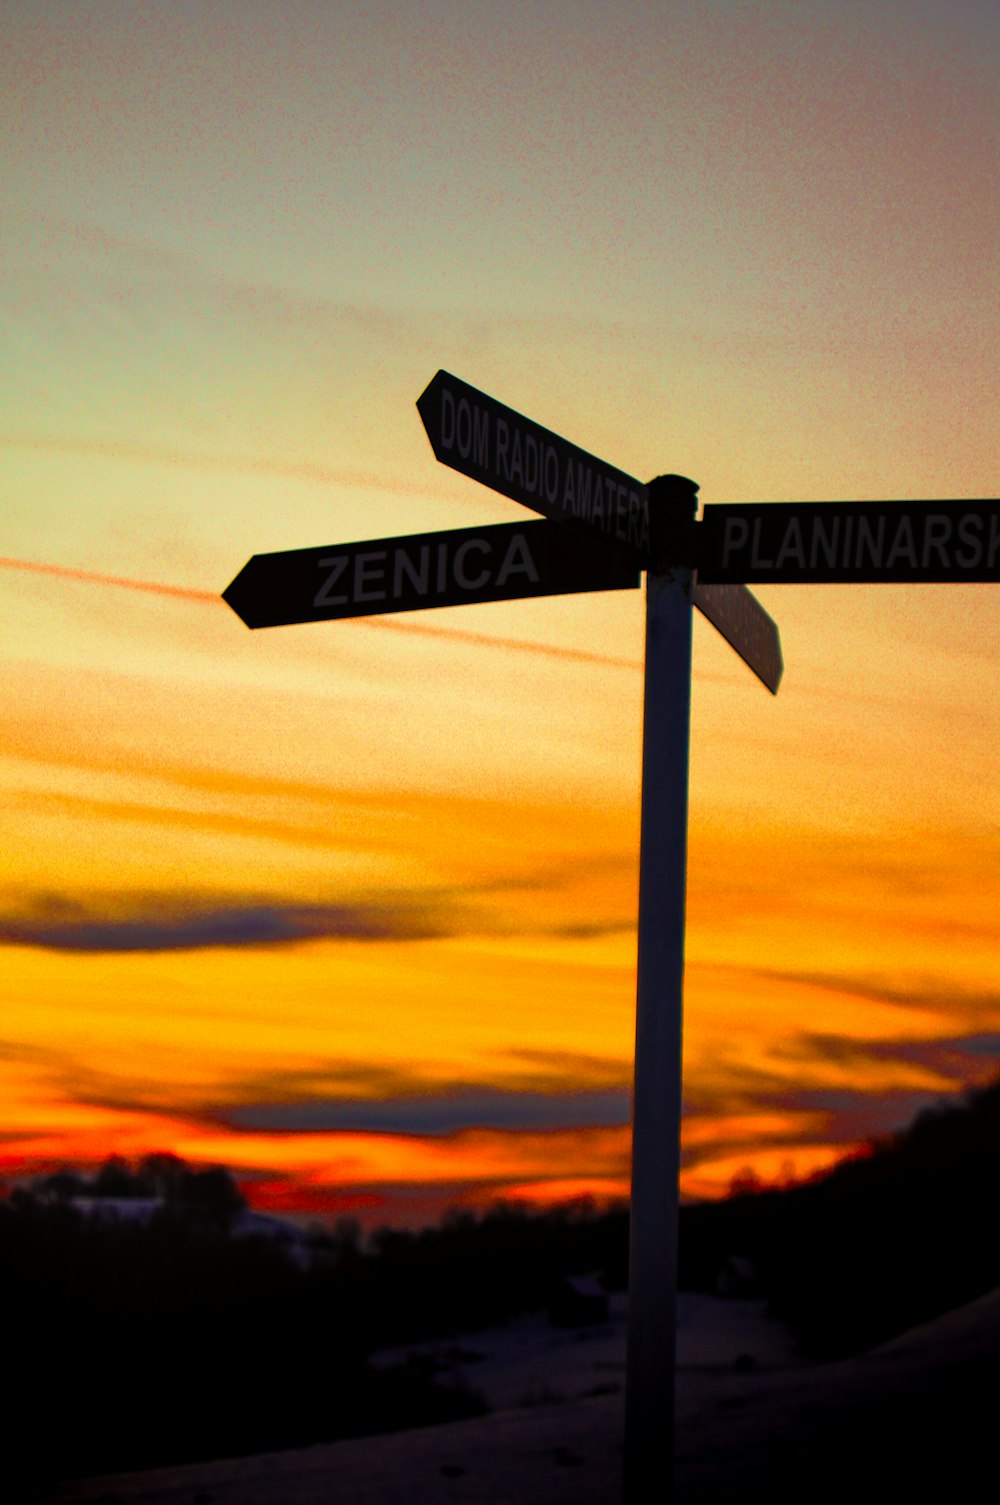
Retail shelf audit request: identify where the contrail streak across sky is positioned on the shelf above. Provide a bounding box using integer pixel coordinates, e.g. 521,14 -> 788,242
0,554 -> 643,668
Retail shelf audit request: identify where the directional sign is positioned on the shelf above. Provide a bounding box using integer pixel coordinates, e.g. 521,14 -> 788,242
692,581 -> 783,694
699,499 -> 1000,584
222,519 -> 640,629
225,374 -> 795,1505
418,370 -> 651,559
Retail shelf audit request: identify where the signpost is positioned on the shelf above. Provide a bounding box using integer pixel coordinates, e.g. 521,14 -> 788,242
626,483 -> 696,1505
224,367 -> 993,1504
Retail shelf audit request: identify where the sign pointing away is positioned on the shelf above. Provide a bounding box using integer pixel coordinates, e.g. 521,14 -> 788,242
417,369 -> 651,560
692,581 -> 783,694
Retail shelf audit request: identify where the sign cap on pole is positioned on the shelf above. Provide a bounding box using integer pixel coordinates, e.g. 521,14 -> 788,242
647,474 -> 700,572
644,475 -> 784,693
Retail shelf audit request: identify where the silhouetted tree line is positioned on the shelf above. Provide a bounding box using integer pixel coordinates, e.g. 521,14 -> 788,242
9,1074 -> 1000,1493
359,1198 -> 629,1343
3,1167 -> 623,1495
677,1072 -> 1000,1358
35,1150 -> 246,1223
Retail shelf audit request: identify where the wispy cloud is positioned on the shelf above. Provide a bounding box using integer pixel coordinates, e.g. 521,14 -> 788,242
208,1049 -> 634,1138
501,1049 -> 633,1092
0,555 -> 642,669
0,555 -> 218,604
791,1030 -> 1000,1091
0,879 -> 636,954
357,616 -> 641,669
0,431 -> 435,499
0,894 -> 445,953
751,967 -> 1000,1020
681,1027 -> 1000,1162
6,1052 -> 635,1137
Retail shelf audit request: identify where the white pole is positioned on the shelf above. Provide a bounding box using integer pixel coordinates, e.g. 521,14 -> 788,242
624,479 -> 698,1504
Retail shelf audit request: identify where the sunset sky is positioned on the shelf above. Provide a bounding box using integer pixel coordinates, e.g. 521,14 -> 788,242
2,1 -> 997,1226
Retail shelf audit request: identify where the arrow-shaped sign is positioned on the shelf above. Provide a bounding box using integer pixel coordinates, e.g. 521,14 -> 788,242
692,581 -> 783,694
418,370 -> 651,560
699,499 -> 1000,584
223,519 -> 640,629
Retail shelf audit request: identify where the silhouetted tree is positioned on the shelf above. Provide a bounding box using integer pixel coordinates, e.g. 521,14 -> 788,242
93,1154 -> 137,1198
137,1151 -> 189,1200
181,1164 -> 245,1227
36,1168 -> 88,1201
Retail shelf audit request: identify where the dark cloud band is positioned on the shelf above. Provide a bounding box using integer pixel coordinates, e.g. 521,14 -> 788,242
223,1087 -> 632,1137
0,897 -> 442,953
0,883 -> 633,954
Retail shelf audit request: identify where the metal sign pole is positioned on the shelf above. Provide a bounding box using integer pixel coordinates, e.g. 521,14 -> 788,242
624,478 -> 699,1504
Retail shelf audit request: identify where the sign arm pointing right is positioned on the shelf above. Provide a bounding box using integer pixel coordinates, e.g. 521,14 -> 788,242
418,369 -> 653,559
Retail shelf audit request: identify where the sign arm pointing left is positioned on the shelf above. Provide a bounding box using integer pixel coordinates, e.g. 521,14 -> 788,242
222,519 -> 640,629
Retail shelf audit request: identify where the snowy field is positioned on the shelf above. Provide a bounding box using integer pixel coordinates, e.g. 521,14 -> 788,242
38,1286 -> 1000,1504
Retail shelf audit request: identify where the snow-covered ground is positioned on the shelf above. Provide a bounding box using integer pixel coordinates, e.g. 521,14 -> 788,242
39,1287 -> 1000,1504
369,1289 -> 799,1414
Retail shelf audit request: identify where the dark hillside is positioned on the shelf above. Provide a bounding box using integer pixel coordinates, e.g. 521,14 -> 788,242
679,1073 -> 1000,1357
2,1181 -> 483,1494
2,1179 -> 624,1493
